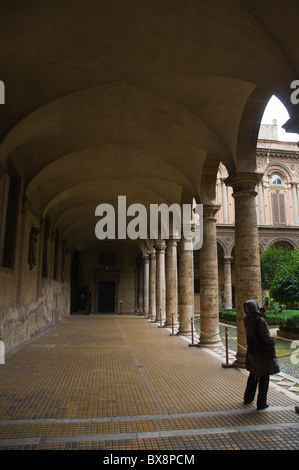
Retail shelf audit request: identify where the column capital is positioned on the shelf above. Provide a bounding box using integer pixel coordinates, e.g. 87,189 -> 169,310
223,256 -> 233,263
148,248 -> 156,259
166,237 -> 179,247
202,203 -> 221,220
225,171 -> 263,197
154,239 -> 166,251
143,254 -> 149,263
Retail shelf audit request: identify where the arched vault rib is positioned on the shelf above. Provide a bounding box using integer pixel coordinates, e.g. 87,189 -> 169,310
41,178 -> 183,220
0,0 -> 299,151
2,79 -> 234,169
25,144 -> 200,207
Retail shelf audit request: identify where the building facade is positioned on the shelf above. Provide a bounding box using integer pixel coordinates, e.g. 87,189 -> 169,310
215,121 -> 299,310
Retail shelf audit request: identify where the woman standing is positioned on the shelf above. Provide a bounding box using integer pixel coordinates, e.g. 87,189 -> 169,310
243,299 -> 280,410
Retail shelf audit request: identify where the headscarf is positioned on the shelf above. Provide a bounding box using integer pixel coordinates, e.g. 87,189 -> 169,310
243,300 -> 261,315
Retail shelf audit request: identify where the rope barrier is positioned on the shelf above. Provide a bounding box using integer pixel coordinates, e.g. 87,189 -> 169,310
194,324 -> 226,336
225,331 -> 294,358
168,315 -> 296,361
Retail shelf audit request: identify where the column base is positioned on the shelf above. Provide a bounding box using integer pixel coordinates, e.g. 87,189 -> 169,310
164,321 -> 178,328
233,354 -> 246,369
167,322 -> 179,336
176,330 -> 191,337
147,309 -> 156,322
197,337 -> 222,348
155,317 -> 166,327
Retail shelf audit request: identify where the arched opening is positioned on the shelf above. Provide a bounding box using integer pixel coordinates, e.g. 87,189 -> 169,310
269,239 -> 295,251
260,95 -> 299,142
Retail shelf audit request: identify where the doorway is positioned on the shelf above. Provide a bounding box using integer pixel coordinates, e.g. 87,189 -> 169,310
98,281 -> 115,312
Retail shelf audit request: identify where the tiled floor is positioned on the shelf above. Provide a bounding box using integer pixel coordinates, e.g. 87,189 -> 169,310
0,314 -> 298,450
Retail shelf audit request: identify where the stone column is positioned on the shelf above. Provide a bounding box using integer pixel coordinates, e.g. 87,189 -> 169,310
137,261 -> 144,315
223,256 -> 233,310
177,234 -> 194,336
155,240 -> 166,324
225,171 -> 263,367
198,204 -> 222,347
165,238 -> 178,328
143,254 -> 149,316
148,249 -> 156,321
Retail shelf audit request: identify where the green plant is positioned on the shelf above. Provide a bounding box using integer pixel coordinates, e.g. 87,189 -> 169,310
270,250 -> 299,305
260,247 -> 293,291
219,309 -> 236,323
279,315 -> 299,334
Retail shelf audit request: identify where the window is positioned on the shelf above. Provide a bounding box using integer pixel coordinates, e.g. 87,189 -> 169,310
42,219 -> 50,277
53,231 -> 59,280
271,173 -> 283,185
0,173 -> 20,268
271,193 -> 286,224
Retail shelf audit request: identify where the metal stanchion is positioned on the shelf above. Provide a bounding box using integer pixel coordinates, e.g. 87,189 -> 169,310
158,308 -> 164,328
169,313 -> 175,336
189,318 -> 197,347
149,306 -> 155,323
221,326 -> 234,368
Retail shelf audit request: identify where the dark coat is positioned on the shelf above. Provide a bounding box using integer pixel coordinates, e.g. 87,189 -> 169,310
243,300 -> 280,377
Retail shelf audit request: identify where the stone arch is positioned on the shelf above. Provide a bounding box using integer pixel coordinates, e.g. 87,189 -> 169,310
268,238 -> 296,250
264,163 -> 293,185
236,87 -> 272,172
217,238 -> 227,257
200,154 -> 222,204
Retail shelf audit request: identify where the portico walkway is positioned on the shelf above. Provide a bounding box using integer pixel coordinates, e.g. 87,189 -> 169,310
0,315 -> 298,451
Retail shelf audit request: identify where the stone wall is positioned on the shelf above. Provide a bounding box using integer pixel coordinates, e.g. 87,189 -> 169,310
77,246 -> 137,314
0,180 -> 72,353
2,279 -> 70,352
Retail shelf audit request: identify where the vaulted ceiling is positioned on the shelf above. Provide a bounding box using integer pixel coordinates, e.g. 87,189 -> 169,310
0,0 -> 298,250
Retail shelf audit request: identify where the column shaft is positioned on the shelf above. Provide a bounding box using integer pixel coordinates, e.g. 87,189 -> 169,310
138,262 -> 144,314
148,249 -> 156,321
143,255 -> 149,316
226,171 -> 263,367
223,256 -> 233,310
198,204 -> 221,347
165,238 -> 178,327
177,235 -> 194,336
155,241 -> 166,324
